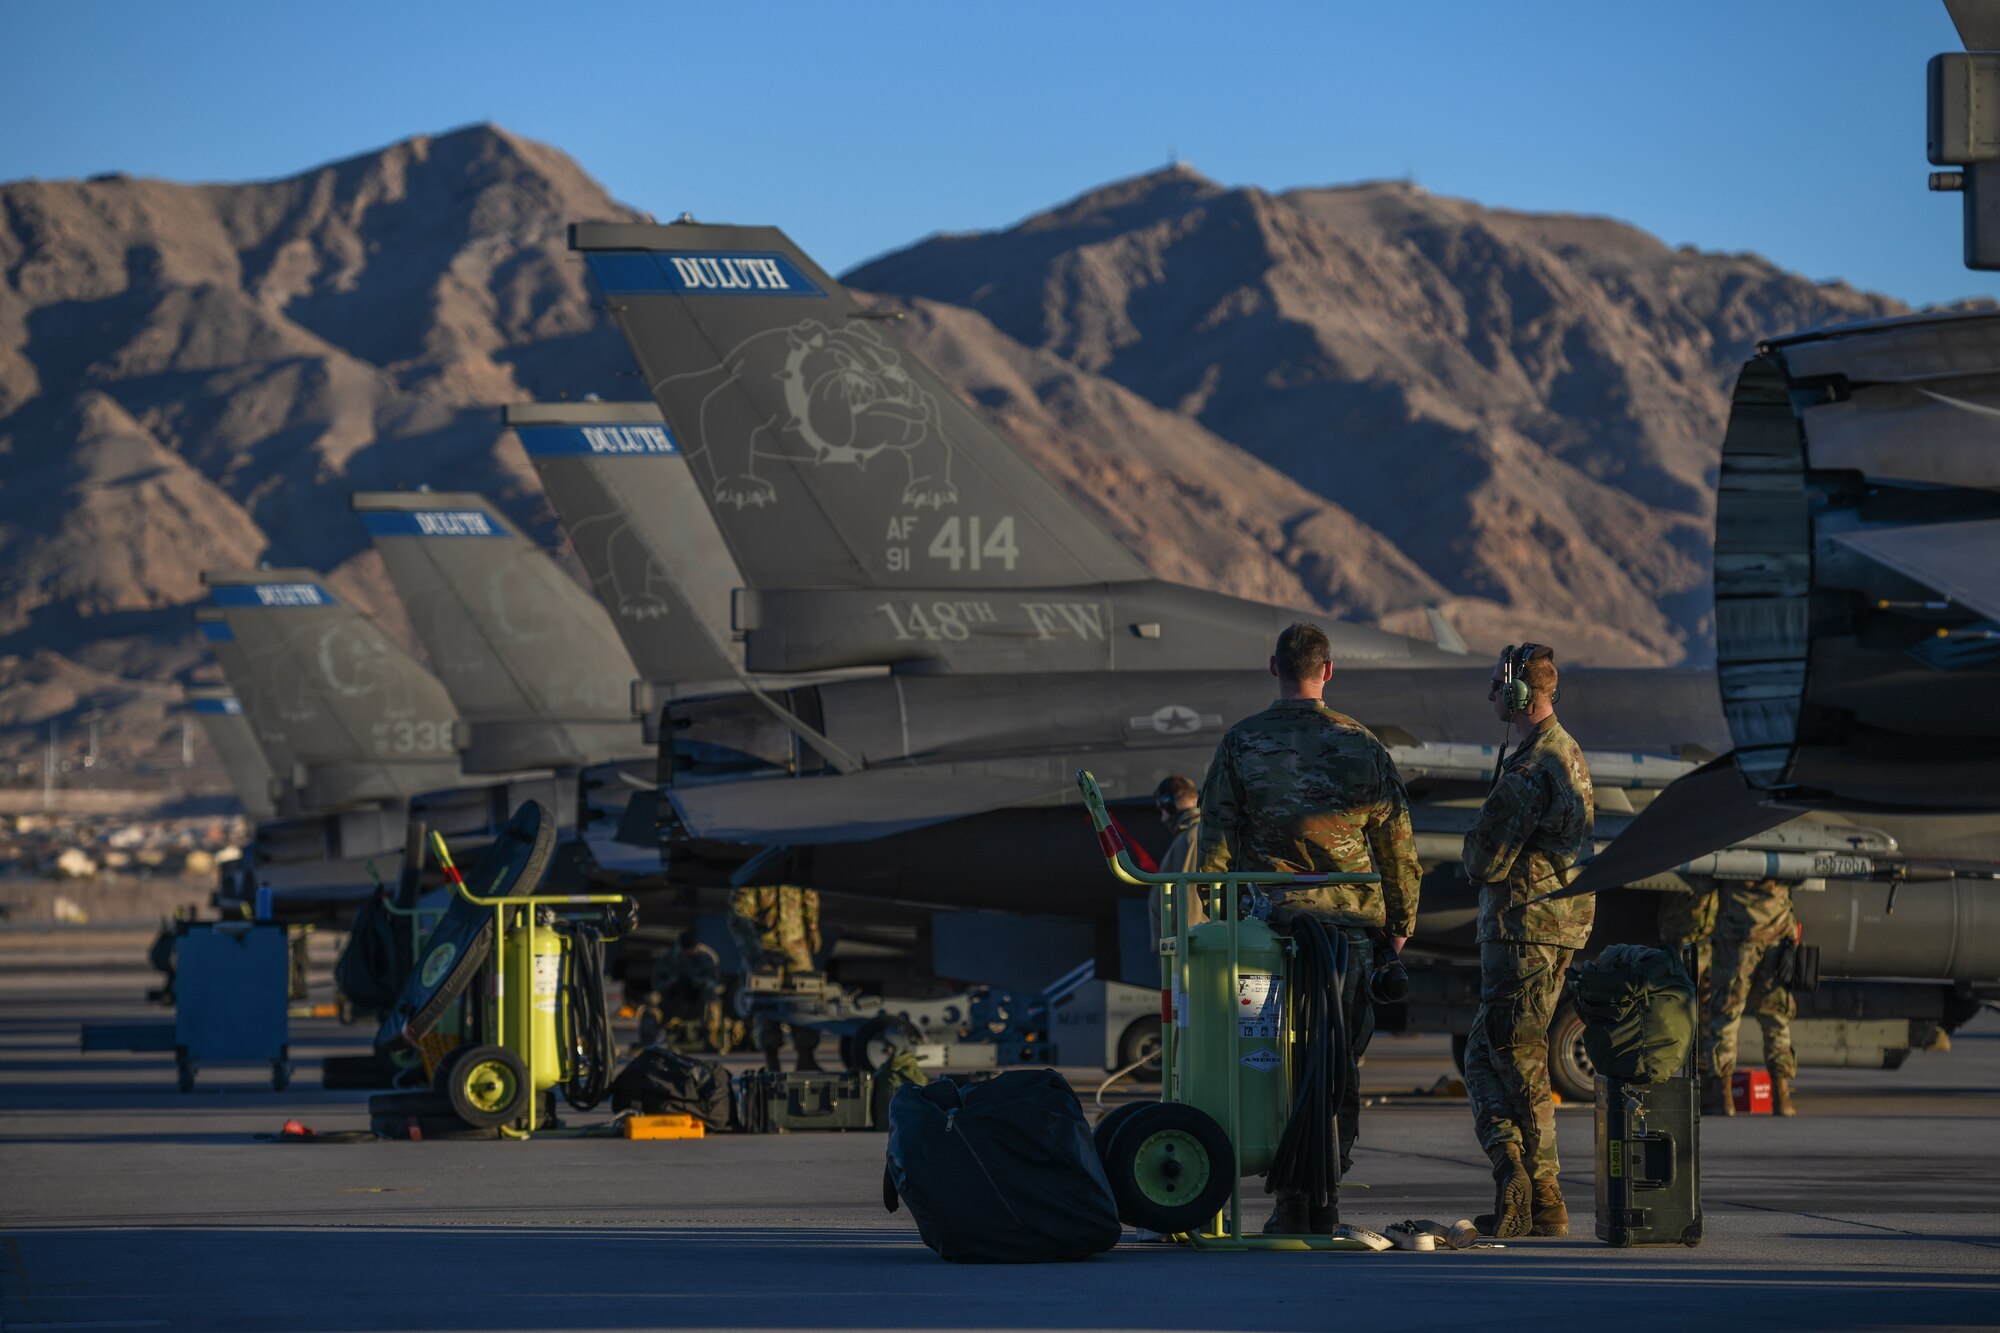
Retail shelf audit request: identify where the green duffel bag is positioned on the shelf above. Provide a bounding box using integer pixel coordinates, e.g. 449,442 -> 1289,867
1573,944 -> 1697,1084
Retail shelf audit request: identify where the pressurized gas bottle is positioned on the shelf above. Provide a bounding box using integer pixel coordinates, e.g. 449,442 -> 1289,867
499,906 -> 566,1093
1177,914 -> 1290,1175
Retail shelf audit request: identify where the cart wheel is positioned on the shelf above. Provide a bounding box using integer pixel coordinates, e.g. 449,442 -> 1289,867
1102,1102 -> 1234,1234
1091,1101 -> 1148,1165
271,1060 -> 292,1092
177,1061 -> 196,1093
429,1043 -> 471,1097
852,1015 -> 919,1073
444,1044 -> 530,1129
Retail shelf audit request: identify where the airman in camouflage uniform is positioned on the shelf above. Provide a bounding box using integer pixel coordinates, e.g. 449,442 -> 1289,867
643,939 -> 730,1054
1147,774 -> 1206,954
1196,622 -> 1422,1234
1657,879 -> 1721,1070
1703,878 -> 1799,1117
1462,645 -> 1593,1239
729,885 -> 824,1072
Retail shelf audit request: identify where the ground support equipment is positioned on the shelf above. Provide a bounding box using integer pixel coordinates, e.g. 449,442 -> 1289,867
1077,769 -> 1382,1251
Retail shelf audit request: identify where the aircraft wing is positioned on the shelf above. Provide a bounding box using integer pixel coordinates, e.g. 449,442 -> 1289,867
1553,755 -> 1798,898
1829,518 -> 2000,623
669,768 -> 1072,845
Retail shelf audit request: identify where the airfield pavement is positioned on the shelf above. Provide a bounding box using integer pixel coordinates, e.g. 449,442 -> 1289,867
1,927 -> 1996,1332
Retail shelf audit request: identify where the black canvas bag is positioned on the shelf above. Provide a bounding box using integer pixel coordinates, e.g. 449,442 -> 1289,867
608,1047 -> 735,1130
882,1069 -> 1121,1263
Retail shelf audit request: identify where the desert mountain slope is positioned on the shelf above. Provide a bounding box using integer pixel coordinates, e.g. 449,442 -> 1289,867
846,167 -> 1909,665
0,137 -> 1921,779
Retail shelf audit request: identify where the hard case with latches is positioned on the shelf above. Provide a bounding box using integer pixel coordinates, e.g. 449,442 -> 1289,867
1593,1070 -> 1702,1246
736,1069 -> 874,1132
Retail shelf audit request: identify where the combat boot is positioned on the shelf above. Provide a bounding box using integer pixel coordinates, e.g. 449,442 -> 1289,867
795,1051 -> 823,1072
1528,1178 -> 1568,1237
1476,1143 -> 1532,1238
1701,1080 -> 1734,1117
1262,1191 -> 1310,1235
1773,1077 -> 1797,1117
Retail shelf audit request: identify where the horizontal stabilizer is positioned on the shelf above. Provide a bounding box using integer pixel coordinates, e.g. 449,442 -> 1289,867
503,402 -> 743,693
669,767 -> 1071,845
354,489 -> 645,772
571,222 -> 1150,593
1550,754 -> 1796,899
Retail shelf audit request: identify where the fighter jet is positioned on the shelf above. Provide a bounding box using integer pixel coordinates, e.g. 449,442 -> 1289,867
1560,9 -> 2000,898
511,223 -> 1999,1073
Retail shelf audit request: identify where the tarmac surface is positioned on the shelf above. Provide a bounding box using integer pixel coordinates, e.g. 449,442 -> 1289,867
2,930 -> 1997,1332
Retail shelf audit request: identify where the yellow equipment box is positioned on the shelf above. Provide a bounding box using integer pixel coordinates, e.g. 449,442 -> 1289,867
622,1114 -> 704,1140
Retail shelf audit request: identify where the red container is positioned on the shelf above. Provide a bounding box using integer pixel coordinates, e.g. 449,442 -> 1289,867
1731,1069 -> 1773,1115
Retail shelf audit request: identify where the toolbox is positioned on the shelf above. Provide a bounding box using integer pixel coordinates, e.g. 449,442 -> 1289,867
1594,1068 -> 1703,1247
736,1069 -> 874,1133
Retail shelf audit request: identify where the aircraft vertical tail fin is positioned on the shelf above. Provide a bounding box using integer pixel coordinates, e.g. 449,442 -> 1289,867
353,490 -> 647,773
569,222 -> 1150,594
201,571 -> 464,810
503,402 -> 744,700
182,684 -> 279,822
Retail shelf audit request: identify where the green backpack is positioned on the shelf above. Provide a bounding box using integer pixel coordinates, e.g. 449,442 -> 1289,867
869,1050 -> 929,1130
1573,945 -> 1697,1084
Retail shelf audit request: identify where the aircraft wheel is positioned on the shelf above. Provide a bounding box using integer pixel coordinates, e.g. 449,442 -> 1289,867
852,1015 -> 919,1073
444,1044 -> 530,1129
1102,1102 -> 1233,1234
1116,1016 -> 1164,1084
1547,1002 -> 1596,1104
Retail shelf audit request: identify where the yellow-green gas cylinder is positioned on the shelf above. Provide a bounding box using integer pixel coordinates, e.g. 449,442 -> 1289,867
1178,917 -> 1290,1175
499,907 -> 566,1092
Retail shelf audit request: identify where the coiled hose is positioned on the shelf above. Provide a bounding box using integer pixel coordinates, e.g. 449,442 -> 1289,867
1265,917 -> 1351,1213
559,923 -> 615,1110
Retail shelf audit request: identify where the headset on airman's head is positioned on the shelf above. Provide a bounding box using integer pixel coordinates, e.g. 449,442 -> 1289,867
1496,642 -> 1559,717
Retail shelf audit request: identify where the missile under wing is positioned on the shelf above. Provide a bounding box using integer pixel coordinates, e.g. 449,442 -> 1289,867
352,490 -> 646,773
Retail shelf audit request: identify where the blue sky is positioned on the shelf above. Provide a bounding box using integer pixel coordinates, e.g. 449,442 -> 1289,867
1,1 -> 1985,306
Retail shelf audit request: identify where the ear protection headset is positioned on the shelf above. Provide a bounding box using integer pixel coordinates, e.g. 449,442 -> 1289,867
1490,643 -> 1558,790
1496,642 -> 1559,717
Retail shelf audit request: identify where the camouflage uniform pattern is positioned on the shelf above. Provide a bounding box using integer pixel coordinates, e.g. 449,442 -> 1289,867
1706,879 -> 1798,1082
1148,806 -> 1206,953
1464,720 -> 1596,948
646,942 -> 730,1053
729,885 -> 823,1061
1194,699 -> 1421,934
1195,698 -> 1420,1181
1658,880 -> 1720,1068
1462,718 -> 1594,1184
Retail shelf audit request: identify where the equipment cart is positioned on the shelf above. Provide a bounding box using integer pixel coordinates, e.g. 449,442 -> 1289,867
173,920 -> 292,1091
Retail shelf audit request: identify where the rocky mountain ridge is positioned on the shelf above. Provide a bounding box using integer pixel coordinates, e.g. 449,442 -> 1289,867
0,127 -> 1915,778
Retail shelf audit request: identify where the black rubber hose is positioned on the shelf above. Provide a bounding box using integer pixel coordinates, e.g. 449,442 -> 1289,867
559,923 -> 614,1111
1266,916 -> 1349,1212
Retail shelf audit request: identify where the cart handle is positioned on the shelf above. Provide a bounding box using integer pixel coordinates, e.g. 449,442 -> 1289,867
431,831 -> 633,910
1075,769 -> 1378,888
